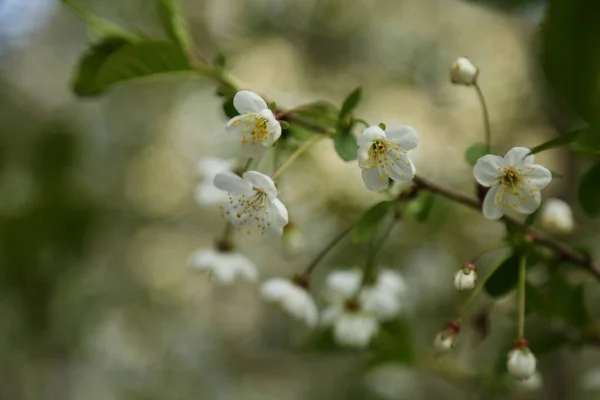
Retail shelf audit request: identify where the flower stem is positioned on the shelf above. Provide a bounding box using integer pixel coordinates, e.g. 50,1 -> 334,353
360,212 -> 400,288
302,225 -> 354,276
517,254 -> 527,339
474,83 -> 492,153
469,243 -> 508,263
272,136 -> 323,180
459,255 -> 507,319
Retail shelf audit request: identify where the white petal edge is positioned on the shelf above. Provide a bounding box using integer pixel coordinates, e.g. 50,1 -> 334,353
233,90 -> 267,114
482,185 -> 504,220
505,147 -> 534,166
385,125 -> 420,150
214,171 -> 252,193
358,126 -> 386,147
361,168 -> 388,192
243,171 -> 277,197
527,164 -> 552,190
473,155 -> 505,186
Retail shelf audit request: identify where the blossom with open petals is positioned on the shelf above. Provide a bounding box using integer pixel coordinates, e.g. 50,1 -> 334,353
188,248 -> 257,284
473,147 -> 552,220
357,125 -> 419,192
194,157 -> 236,206
226,90 -> 281,157
214,170 -> 288,236
260,277 -> 318,327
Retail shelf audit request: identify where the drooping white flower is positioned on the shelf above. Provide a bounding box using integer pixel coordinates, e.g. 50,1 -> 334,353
321,300 -> 380,349
188,248 -> 258,284
357,125 -> 419,192
226,90 -> 281,157
194,157 -> 236,206
433,321 -> 460,354
213,170 -> 289,236
516,371 -> 542,391
473,147 -> 552,220
507,345 -> 537,381
260,277 -> 318,327
541,198 -> 574,235
450,57 -> 478,86
453,263 -> 477,291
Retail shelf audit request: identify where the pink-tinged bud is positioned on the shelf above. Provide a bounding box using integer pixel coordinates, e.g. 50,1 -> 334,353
453,263 -> 477,291
507,339 -> 537,380
434,321 -> 460,354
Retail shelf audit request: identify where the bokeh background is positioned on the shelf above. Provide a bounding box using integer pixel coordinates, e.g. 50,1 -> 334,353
0,0 -> 598,399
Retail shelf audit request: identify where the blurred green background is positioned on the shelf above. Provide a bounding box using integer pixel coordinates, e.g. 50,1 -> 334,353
1,0 -> 599,399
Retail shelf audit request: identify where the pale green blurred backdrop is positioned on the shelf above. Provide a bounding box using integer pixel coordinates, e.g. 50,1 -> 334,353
0,0 -> 597,399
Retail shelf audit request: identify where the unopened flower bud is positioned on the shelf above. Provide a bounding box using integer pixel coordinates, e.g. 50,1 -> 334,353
541,198 -> 574,235
507,340 -> 537,380
434,321 -> 460,354
454,263 -> 477,291
450,57 -> 478,86
282,223 -> 306,257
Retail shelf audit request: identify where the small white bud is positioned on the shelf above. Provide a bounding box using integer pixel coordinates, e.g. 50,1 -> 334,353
434,321 -> 460,354
453,263 -> 477,291
540,198 -> 574,235
507,345 -> 537,381
450,57 -> 479,86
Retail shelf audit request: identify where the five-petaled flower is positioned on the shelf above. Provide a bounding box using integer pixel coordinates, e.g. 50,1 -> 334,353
226,90 -> 281,157
357,125 -> 419,192
473,147 -> 552,220
188,247 -> 258,284
214,170 -> 289,236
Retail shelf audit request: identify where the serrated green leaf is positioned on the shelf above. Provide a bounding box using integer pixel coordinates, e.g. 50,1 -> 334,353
333,129 -> 358,162
406,191 -> 436,222
484,254 -> 520,298
156,0 -> 193,57
578,161 -> 600,216
352,201 -> 394,243
339,87 -> 362,119
528,130 -> 582,155
465,142 -> 488,166
72,39 -> 193,97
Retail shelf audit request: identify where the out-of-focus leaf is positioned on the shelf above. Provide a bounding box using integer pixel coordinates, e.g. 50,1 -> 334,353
222,96 -> 238,119
578,161 -> 600,216
549,275 -> 593,328
213,53 -> 226,70
352,201 -> 394,243
551,170 -> 564,179
465,142 -> 488,166
72,39 -> 192,97
484,254 -> 520,298
524,208 -> 540,227
528,329 -> 569,355
156,0 -> 193,57
543,0 -> 600,123
63,0 -> 140,41
339,87 -> 362,119
365,319 -> 415,368
406,191 -> 436,222
333,129 -> 358,161
528,130 -> 582,155
525,282 -> 552,317
575,126 -> 600,150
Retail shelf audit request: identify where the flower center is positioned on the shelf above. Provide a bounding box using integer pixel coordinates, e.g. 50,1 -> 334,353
232,112 -> 270,145
493,165 -> 538,208
344,299 -> 361,313
225,187 -> 272,234
367,139 -> 392,168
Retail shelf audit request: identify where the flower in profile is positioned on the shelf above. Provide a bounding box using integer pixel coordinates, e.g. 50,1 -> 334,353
433,320 -> 461,354
453,263 -> 477,291
357,125 -> 419,192
507,340 -> 537,381
473,147 -> 552,220
260,276 -> 318,327
194,157 -> 236,206
214,170 -> 288,236
188,245 -> 258,284
450,57 -> 478,86
540,198 -> 574,235
226,90 -> 281,157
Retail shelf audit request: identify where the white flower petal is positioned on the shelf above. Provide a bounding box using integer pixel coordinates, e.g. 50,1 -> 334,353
213,171 -> 252,193
511,189 -> 541,215
358,126 -> 386,147
473,155 -> 505,186
362,168 -> 388,192
541,198 -> 574,235
526,164 -> 552,190
320,306 -> 341,326
334,313 -> 379,348
361,288 -> 401,320
388,150 -> 415,182
242,171 -> 277,197
188,249 -> 219,271
482,185 -> 504,220
260,278 -> 318,327
377,270 -> 407,295
325,269 -> 362,302
229,253 -> 259,282
505,147 -> 534,166
264,197 -> 289,236
188,249 -> 257,284
507,348 -> 537,380
233,90 -> 268,114
385,126 -> 420,150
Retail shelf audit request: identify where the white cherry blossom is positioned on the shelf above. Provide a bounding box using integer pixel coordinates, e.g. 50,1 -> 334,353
453,263 -> 477,291
226,90 -> 281,157
473,147 -> 552,220
541,198 -> 574,235
357,125 -> 419,192
260,277 -> 318,327
213,170 -> 289,236
194,157 -> 236,206
188,248 -> 257,284
507,346 -> 537,381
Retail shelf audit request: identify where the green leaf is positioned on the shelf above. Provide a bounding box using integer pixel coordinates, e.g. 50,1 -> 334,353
406,191 -> 436,222
352,201 -> 394,243
333,129 -> 358,162
543,0 -> 600,123
575,125 -> 600,150
528,130 -> 582,155
551,170 -> 564,179
484,254 -> 520,298
549,275 -> 593,328
222,96 -> 239,119
578,160 -> 600,216
156,0 -> 193,57
63,0 -> 140,41
339,87 -> 362,119
366,319 -> 415,368
525,282 -> 553,317
72,39 -> 192,97
465,142 -> 488,166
